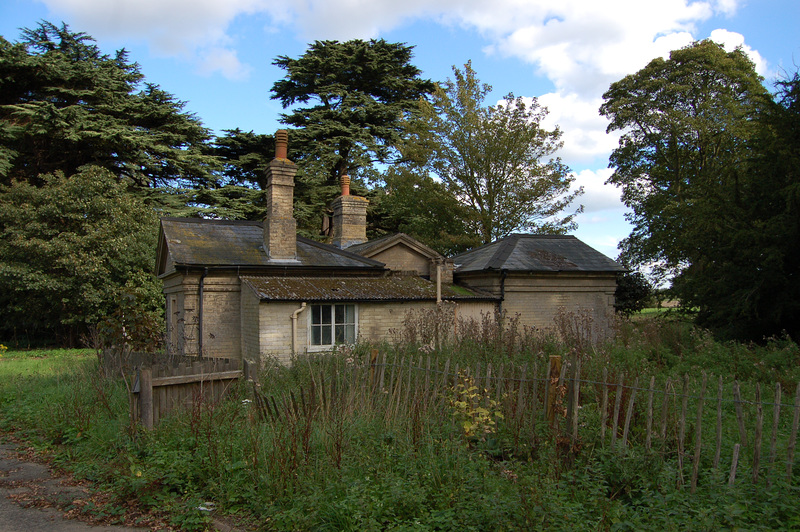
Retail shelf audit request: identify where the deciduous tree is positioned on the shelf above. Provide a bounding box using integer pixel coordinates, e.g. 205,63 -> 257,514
419,62 -> 581,244
601,40 -> 798,340
0,166 -> 159,345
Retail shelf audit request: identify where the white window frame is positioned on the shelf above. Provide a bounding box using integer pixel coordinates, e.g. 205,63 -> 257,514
307,303 -> 358,351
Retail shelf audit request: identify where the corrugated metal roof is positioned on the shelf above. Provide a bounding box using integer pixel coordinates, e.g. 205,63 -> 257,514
241,275 -> 498,302
453,234 -> 625,273
160,218 -> 384,270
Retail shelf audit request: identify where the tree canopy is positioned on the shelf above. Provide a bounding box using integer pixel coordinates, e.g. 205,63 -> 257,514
271,39 -> 434,184
0,21 -> 217,193
601,40 -> 798,340
0,166 -> 159,345
417,62 -> 581,244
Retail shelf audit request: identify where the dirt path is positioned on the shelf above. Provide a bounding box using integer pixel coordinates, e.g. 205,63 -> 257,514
0,442 -> 147,531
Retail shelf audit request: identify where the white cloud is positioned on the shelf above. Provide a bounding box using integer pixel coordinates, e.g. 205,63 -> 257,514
197,47 -> 252,80
533,93 -> 621,165
41,0 -> 271,79
570,168 -> 624,214
709,28 -> 769,75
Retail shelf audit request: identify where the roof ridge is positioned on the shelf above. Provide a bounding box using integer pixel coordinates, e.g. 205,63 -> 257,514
485,234 -> 520,269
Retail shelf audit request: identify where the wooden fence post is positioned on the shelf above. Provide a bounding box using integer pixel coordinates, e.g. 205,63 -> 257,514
140,368 -> 153,430
691,372 -> 707,493
571,358 -> 581,444
545,355 -> 561,427
733,381 -> 748,447
611,373 -> 623,449
646,376 -> 655,450
752,384 -> 763,483
729,443 -> 741,486
787,382 -> 800,481
621,377 -> 638,448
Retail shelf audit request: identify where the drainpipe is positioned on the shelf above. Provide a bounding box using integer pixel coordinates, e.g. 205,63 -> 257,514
198,267 -> 208,358
291,302 -> 307,355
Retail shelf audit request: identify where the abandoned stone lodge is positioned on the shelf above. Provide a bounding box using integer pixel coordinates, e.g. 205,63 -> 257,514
156,131 -> 624,363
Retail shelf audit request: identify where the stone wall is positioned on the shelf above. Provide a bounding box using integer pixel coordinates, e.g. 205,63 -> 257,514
369,244 -> 432,277
457,272 -> 617,334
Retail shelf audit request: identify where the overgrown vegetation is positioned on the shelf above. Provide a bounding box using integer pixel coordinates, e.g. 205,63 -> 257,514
1,312 -> 799,530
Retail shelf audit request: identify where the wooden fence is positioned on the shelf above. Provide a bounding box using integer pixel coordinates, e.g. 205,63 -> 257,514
132,357 -> 256,428
252,351 -> 800,489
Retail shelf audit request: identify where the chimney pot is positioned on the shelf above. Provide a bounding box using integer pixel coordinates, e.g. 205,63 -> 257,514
275,129 -> 288,159
341,175 -> 351,196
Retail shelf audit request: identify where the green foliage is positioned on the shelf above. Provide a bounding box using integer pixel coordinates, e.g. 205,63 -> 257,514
615,270 -> 654,316
601,40 -> 798,341
1,322 -> 800,530
272,39 -> 435,184
0,22 -> 218,194
417,61 -> 582,243
0,166 -> 160,344
370,166 -> 481,255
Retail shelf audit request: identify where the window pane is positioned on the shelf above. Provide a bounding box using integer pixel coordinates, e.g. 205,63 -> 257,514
312,306 -> 322,325
335,324 -> 345,343
322,305 -> 331,324
345,324 -> 355,343
322,324 -> 332,345
345,305 -> 355,324
335,304 -> 344,325
312,325 -> 321,345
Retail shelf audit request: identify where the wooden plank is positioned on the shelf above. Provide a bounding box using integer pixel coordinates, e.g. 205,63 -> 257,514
151,370 -> 243,387
752,384 -> 763,483
140,368 -> 153,429
787,382 -> 800,481
691,372 -> 707,493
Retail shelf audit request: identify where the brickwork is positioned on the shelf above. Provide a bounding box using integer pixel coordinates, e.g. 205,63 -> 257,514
199,274 -> 241,357
331,195 -> 368,248
240,284 -> 260,361
257,302 -> 299,365
370,244 -> 432,276
263,158 -> 297,260
457,272 -> 617,333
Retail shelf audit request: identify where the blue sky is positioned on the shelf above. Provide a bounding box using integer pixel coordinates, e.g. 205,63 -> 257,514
1,0 -> 797,259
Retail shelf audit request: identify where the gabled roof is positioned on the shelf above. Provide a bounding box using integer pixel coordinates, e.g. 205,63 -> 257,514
452,234 -> 624,274
347,233 -> 445,261
241,275 -> 498,302
157,218 -> 384,276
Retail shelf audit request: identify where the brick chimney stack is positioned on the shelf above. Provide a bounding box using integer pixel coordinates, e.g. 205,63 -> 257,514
263,130 -> 297,261
331,175 -> 368,249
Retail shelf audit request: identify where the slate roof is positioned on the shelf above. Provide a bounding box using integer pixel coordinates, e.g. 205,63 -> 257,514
159,218 -> 384,272
346,232 -> 442,260
241,275 -> 498,302
453,234 -> 625,273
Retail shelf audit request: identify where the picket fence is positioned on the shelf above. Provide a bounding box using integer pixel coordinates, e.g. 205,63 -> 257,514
253,350 -> 800,490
